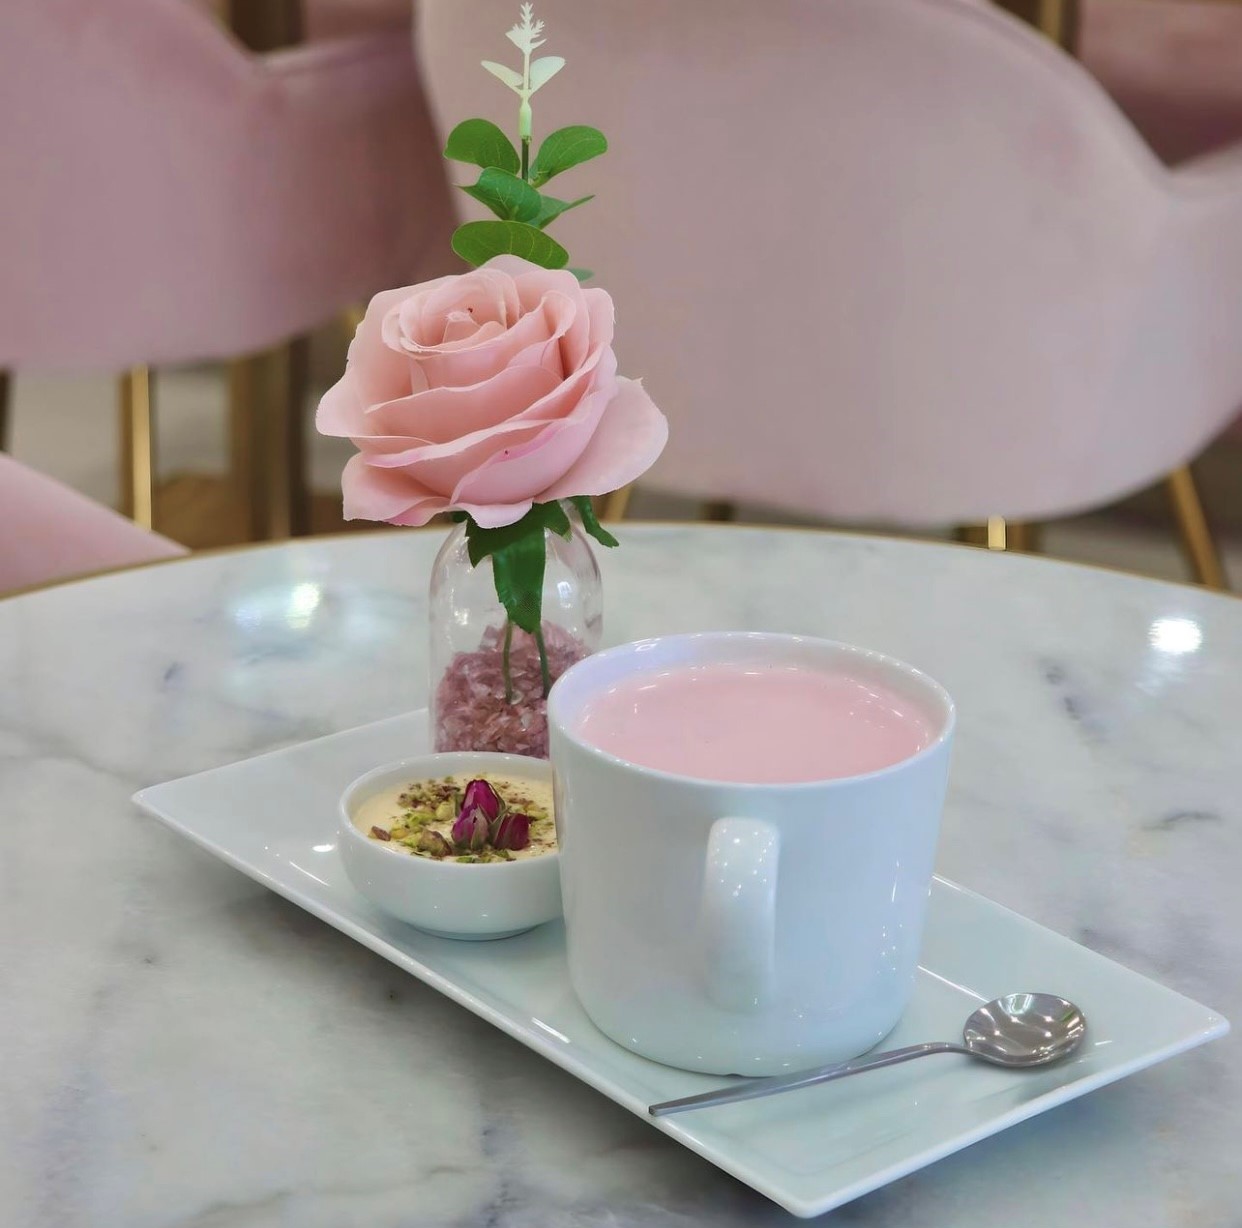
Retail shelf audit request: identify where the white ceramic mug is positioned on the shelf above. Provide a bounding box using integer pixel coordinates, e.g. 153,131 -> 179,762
546,632 -> 955,1076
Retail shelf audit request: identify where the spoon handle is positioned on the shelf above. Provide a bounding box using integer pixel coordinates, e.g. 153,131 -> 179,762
648,1041 -> 969,1117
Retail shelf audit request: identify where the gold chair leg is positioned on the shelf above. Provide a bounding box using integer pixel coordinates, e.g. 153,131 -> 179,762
704,500 -> 736,522
0,369 -> 11,451
598,484 -> 633,522
118,365 -> 156,530
955,518 -> 1041,552
229,340 -> 310,542
342,304 -> 366,339
994,1 -> 1079,51
1005,521 -> 1042,553
1166,464 -> 1227,590
1036,0 -> 1078,50
226,0 -> 303,49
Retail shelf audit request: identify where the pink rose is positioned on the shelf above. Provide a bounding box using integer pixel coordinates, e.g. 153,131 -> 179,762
316,255 -> 667,529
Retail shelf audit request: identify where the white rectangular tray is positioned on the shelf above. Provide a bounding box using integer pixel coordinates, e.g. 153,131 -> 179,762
134,712 -> 1229,1218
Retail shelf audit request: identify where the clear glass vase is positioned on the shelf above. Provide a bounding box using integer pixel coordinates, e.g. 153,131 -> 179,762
429,514 -> 603,758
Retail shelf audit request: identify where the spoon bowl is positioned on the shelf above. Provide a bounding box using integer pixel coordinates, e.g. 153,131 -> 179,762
962,992 -> 1087,1068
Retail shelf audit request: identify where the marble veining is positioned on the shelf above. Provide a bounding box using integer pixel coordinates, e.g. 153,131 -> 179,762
2,526 -> 1240,1226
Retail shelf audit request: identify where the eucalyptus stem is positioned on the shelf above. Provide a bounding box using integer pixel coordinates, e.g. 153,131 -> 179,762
519,36 -> 533,181
502,620 -> 515,703
533,622 -> 552,698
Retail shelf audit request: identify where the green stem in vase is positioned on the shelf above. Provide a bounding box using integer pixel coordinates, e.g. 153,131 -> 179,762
533,622 -> 552,698
465,502 -> 573,703
502,619 -> 516,703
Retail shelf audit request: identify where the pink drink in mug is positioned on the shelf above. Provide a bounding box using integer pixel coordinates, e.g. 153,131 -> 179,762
574,660 -> 935,784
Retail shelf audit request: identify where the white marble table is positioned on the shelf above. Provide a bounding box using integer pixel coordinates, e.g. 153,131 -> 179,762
2,525 -> 1239,1226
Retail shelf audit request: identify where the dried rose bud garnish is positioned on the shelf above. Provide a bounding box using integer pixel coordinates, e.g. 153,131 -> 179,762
451,806 -> 490,852
461,778 -> 505,823
491,812 -> 532,852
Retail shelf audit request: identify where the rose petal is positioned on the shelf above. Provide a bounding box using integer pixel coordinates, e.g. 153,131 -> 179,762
357,364 -> 560,448
340,454 -> 448,524
389,267 -> 519,352
354,284 -> 432,404
538,377 -> 669,499
315,368 -> 368,438
485,256 -> 583,310
565,287 -> 614,373
361,340 -> 614,494
450,354 -> 619,509
317,285 -> 435,438
450,498 -> 535,529
368,421 -> 552,499
411,291 -> 578,390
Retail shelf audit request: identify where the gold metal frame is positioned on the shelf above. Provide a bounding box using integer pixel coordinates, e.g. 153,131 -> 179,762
118,365 -> 156,530
0,369 -> 11,451
229,341 -> 309,540
226,0 -> 302,48
994,0 -> 1080,50
1166,464 -> 1227,590
956,519 -> 1042,553
598,484 -> 633,522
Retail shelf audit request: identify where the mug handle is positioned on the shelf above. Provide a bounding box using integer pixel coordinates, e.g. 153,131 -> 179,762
698,817 -> 781,1013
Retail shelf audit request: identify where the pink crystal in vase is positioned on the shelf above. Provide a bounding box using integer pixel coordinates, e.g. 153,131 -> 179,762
428,516 -> 602,758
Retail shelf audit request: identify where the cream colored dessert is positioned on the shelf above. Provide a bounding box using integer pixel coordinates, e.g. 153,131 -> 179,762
353,773 -> 556,863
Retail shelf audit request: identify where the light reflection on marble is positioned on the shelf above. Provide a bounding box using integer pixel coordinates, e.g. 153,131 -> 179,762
2,525 -> 1239,1226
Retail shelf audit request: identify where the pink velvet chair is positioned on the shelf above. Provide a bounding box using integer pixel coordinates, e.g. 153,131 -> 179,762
0,0 -> 455,538
1080,0 -> 1242,165
421,0 -> 1242,587
1079,0 -> 1242,463
0,454 -> 185,595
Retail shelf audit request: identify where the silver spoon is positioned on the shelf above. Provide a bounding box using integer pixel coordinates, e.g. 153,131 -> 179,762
648,992 -> 1086,1117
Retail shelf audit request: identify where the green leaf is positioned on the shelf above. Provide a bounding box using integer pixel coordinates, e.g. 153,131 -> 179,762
463,502 -> 577,635
465,512 -> 531,569
444,119 -> 520,174
530,126 -> 608,187
460,169 -> 543,223
451,221 -> 568,270
481,60 -> 523,91
490,532 -> 547,634
568,496 -> 620,548
568,267 -> 594,283
532,193 -> 593,229
464,502 -> 567,568
528,55 -> 565,92
540,500 -> 573,540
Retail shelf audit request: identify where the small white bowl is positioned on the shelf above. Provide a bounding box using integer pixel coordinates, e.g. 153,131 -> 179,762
337,752 -> 561,940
